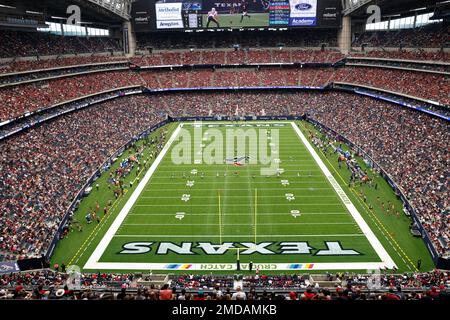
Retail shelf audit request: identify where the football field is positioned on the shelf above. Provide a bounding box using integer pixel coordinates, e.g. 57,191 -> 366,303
83,122 -> 396,272
201,13 -> 269,28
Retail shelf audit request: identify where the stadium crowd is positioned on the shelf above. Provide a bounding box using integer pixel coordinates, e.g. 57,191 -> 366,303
0,55 -> 127,75
0,95 -> 165,261
333,66 -> 450,105
350,49 -> 450,62
2,62 -> 447,125
139,68 -> 336,89
0,30 -> 121,58
0,85 -> 447,287
131,49 -> 345,66
352,23 -> 449,48
299,92 -> 449,256
0,63 -> 131,86
346,58 -> 450,73
140,67 -> 449,106
136,30 -> 339,51
0,70 -> 145,122
0,269 -> 448,300
1,48 -> 446,80
1,91 -> 447,261
0,89 -> 140,141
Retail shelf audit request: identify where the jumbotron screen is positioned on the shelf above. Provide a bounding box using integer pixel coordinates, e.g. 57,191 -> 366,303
133,0 -> 341,31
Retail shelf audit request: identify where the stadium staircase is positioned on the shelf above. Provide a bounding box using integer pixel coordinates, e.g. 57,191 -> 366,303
136,274 -> 169,287
309,274 -> 342,288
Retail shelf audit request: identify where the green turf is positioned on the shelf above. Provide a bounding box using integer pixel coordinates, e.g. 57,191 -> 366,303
202,13 -> 269,28
51,120 -> 434,274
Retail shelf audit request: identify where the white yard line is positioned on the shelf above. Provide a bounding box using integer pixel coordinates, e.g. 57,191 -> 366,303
128,212 -> 349,216
134,203 -> 344,207
144,182 -> 331,185
143,187 -> 331,191
113,234 -> 365,238
83,123 -> 183,269
183,121 -> 291,126
122,222 -> 355,226
139,195 -> 337,199
290,122 -> 396,269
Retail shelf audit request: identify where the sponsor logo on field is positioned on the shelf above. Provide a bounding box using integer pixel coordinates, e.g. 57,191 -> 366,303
171,263 -> 313,271
289,263 -> 314,269
165,264 -> 193,270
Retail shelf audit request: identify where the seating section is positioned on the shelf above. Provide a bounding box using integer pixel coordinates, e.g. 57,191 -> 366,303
350,50 -> 450,62
0,95 -> 164,261
130,50 -> 345,66
136,29 -> 339,50
334,67 -> 450,105
0,30 -> 121,58
352,24 -> 449,48
0,56 -> 127,75
0,269 -> 448,300
2,63 -> 448,124
0,71 -> 145,122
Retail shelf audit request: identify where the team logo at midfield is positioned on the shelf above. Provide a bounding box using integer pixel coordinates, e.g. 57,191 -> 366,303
119,241 -> 360,256
171,123 -> 280,175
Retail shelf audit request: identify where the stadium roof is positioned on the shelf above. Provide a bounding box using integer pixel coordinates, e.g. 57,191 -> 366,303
0,0 -> 132,28
347,0 -> 447,19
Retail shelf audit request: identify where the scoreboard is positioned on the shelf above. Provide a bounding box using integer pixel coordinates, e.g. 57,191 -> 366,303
269,0 -> 290,26
133,0 -> 341,32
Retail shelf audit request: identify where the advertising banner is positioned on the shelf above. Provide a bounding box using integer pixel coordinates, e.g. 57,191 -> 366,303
156,2 -> 184,29
155,2 -> 183,20
289,0 -> 317,26
0,262 -> 20,274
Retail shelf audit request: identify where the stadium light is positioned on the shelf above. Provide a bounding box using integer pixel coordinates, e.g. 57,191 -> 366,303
409,7 -> 427,11
0,4 -> 15,9
26,10 -> 43,15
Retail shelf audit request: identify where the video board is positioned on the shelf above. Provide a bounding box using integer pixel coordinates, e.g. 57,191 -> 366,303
133,0 -> 341,31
